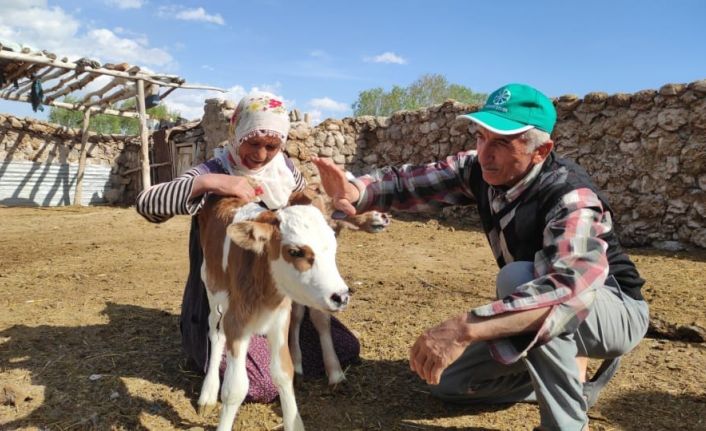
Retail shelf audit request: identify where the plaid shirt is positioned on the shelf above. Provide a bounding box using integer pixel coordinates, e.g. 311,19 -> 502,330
352,150 -> 612,364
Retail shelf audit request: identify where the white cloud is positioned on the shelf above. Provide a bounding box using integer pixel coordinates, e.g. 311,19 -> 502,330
365,51 -> 407,65
309,50 -> 328,59
172,7 -> 225,25
308,97 -> 348,112
0,2 -> 173,67
105,0 -> 144,9
83,29 -> 172,66
254,81 -> 283,95
161,84 -> 292,122
201,65 -> 215,71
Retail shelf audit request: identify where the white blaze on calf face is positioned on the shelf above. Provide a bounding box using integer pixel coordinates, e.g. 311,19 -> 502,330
270,205 -> 349,312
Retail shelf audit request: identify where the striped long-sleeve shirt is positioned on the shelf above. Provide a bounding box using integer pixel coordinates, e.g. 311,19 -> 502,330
136,157 -> 306,223
351,150 -> 614,364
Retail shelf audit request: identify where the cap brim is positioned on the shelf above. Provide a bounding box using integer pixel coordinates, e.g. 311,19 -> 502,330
457,112 -> 534,135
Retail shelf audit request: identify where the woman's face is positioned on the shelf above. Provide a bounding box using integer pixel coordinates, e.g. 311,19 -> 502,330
238,135 -> 282,169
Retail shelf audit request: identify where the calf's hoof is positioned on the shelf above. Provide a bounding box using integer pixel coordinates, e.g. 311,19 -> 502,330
327,369 -> 346,386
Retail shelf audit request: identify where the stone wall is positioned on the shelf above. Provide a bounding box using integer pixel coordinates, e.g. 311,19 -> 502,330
0,114 -> 142,204
196,80 -> 706,248
2,78 -> 704,248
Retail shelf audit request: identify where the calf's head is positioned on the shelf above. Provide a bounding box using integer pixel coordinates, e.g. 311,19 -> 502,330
227,205 -> 350,312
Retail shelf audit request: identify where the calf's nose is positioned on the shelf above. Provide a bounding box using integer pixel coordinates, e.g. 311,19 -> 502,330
330,291 -> 350,308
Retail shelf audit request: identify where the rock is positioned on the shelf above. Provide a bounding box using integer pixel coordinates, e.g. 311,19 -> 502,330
675,324 -> 706,343
608,93 -> 632,106
651,240 -> 686,251
659,83 -> 685,96
657,108 -> 689,131
688,79 -> 706,94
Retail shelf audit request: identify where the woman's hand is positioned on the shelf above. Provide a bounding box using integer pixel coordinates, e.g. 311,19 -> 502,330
311,157 -> 360,215
191,174 -> 260,201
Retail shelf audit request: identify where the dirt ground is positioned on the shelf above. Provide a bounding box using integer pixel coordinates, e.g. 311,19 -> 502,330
1,205 -> 705,431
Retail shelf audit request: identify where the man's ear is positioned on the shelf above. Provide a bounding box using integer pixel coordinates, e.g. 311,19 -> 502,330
532,140 -> 554,164
227,221 -> 275,254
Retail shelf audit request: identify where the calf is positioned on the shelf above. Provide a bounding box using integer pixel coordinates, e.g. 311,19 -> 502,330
287,184 -> 390,385
197,195 -> 350,431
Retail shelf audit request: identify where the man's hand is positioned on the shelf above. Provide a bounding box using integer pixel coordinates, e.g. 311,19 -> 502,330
311,156 -> 360,216
409,313 -> 473,385
191,174 -> 260,201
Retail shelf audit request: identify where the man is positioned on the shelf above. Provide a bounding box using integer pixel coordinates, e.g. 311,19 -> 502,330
312,83 -> 649,431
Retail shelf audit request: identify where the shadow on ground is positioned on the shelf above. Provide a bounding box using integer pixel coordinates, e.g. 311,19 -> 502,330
1,302 -> 512,430
597,389 -> 706,431
0,303 -> 203,429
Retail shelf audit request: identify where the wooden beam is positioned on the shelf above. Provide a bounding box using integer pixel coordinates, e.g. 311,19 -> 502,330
3,65 -> 62,97
81,78 -> 125,105
44,73 -> 102,105
1,93 -> 141,118
137,79 -> 151,190
74,110 -> 92,206
0,50 -> 225,91
86,84 -> 137,108
1,64 -> 49,96
0,62 -> 35,90
157,86 -> 178,100
42,71 -> 82,94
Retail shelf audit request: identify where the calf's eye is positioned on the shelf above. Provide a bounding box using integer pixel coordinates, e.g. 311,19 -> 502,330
288,248 -> 305,258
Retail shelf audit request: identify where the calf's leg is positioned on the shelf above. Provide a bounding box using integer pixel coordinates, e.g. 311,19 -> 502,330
288,302 -> 306,376
217,336 -> 251,431
309,308 -> 345,384
268,306 -> 305,431
198,289 -> 228,416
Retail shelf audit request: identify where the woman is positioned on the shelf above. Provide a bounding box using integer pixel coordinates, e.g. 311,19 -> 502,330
136,91 -> 359,402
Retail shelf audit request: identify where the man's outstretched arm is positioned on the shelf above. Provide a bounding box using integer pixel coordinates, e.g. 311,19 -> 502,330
409,306 -> 551,385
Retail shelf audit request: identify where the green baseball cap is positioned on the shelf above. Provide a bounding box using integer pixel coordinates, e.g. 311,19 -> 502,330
458,83 -> 556,134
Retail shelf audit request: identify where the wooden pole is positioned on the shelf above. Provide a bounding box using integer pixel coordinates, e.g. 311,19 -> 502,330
137,79 -> 151,190
1,93 -> 141,118
0,50 -> 226,92
74,109 -> 92,206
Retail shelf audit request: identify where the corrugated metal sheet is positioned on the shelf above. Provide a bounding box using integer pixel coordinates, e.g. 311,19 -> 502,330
0,160 -> 112,206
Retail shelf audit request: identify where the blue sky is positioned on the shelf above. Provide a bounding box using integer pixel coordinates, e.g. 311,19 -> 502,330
1,0 -> 705,123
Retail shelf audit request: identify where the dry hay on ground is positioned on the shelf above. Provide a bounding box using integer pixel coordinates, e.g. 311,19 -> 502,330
1,206 -> 705,431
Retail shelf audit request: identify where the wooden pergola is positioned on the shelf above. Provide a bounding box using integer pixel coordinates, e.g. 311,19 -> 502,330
0,41 -> 224,204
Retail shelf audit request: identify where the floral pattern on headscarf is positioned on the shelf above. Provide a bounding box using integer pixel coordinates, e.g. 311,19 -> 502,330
245,96 -> 287,114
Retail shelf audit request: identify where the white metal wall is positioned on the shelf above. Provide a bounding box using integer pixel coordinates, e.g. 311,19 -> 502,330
0,160 -> 112,206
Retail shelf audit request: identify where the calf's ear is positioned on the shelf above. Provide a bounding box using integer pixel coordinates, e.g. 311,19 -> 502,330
227,222 -> 275,254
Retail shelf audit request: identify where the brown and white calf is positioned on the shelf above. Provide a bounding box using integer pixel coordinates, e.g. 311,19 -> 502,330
287,184 -> 390,385
197,195 -> 351,431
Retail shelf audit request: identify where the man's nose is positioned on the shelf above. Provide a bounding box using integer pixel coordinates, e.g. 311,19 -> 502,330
256,147 -> 268,160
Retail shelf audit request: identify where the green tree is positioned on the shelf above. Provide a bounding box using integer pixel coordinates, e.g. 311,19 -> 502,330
351,73 -> 486,116
48,96 -> 181,135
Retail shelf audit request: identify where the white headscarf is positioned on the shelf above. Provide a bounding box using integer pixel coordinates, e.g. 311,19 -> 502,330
217,90 -> 296,209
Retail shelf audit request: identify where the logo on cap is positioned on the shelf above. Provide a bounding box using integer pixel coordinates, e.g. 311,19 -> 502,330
492,89 -> 511,106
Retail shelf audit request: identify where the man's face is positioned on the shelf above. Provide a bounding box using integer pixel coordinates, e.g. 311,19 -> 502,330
473,127 -> 541,188
238,135 -> 282,169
